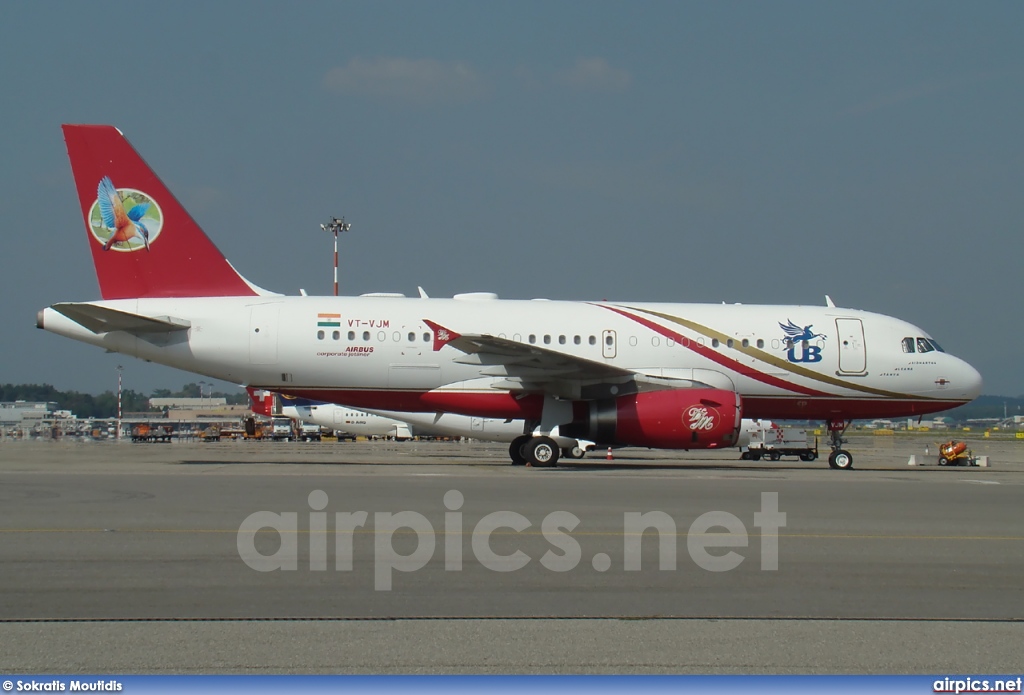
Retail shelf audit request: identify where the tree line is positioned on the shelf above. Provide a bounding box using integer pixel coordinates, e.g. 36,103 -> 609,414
0,383 -> 248,419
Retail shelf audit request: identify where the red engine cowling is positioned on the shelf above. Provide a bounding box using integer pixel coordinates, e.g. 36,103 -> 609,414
562,388 -> 742,449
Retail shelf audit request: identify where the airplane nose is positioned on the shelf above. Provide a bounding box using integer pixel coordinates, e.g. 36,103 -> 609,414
959,359 -> 983,399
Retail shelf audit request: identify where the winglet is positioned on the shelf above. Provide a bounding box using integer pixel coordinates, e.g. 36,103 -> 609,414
423,319 -> 461,352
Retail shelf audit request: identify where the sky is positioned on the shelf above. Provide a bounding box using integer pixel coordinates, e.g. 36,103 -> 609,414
1,1 -> 1022,398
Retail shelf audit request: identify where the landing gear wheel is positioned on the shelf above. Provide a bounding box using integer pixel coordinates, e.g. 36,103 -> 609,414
509,435 -> 531,466
525,437 -> 559,468
828,450 -> 854,470
562,445 -> 586,459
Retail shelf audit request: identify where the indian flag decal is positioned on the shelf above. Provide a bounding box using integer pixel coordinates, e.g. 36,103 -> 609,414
317,313 -> 341,327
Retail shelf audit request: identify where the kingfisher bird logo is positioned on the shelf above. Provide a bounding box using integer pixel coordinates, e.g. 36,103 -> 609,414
779,319 -> 826,363
88,176 -> 163,252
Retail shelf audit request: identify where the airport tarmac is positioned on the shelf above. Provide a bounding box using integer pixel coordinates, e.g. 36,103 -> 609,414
1,435 -> 1022,673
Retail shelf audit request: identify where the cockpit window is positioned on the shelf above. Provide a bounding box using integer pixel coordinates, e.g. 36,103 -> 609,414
917,337 -> 934,354
927,338 -> 945,353
902,337 -> 915,353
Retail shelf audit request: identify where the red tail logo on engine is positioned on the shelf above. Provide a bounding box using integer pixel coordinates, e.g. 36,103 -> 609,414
684,404 -> 719,431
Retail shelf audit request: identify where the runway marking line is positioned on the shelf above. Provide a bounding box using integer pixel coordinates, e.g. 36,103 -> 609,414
1,529 -> 1022,542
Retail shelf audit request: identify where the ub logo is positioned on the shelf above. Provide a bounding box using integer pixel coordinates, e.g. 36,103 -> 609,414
779,319 -> 825,363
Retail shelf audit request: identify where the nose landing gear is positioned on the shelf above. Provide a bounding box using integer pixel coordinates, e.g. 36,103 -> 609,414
826,419 -> 854,470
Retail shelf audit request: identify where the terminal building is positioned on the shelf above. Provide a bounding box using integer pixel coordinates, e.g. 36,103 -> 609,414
148,397 -> 252,420
1,401 -> 60,431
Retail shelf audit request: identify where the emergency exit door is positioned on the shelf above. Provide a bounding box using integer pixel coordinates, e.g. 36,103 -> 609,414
602,330 -> 617,359
835,318 -> 866,375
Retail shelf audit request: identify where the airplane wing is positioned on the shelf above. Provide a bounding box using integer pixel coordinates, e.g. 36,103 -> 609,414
51,302 -> 191,337
423,319 -> 708,400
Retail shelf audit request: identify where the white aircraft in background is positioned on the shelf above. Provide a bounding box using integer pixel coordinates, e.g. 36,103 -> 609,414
39,125 -> 982,469
250,391 -> 591,461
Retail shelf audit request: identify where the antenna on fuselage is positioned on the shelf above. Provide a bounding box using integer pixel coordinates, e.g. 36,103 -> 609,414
825,295 -> 836,308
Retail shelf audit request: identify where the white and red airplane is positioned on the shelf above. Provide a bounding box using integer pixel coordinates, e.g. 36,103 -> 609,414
38,125 -> 982,468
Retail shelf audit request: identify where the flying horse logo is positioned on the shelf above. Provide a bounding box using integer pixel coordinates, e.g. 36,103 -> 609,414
779,319 -> 826,363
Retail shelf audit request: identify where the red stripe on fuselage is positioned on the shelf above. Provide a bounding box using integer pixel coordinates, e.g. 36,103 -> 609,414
598,304 -> 831,397
742,396 -> 969,420
271,388 -> 965,422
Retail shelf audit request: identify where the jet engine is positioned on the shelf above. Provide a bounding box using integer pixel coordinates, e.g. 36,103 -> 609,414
561,388 -> 742,449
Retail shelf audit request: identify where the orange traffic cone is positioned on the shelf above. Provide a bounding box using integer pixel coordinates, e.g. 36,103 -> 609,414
606,447 -> 613,460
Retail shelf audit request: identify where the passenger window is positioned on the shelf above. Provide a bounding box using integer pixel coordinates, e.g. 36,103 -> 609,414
529,335 -> 536,344
574,335 -> 581,345
589,336 -> 596,345
727,339 -> 734,348
558,335 -> 566,345
363,331 -> 370,341
902,337 -> 915,353
317,330 -> 325,340
917,338 -> 934,354
742,339 -> 749,348
332,331 -> 340,340
605,335 -> 613,346
408,332 -> 415,342
348,331 -> 356,341
423,333 -> 430,342
756,339 -> 764,349
711,338 -> 719,348
543,335 -> 551,345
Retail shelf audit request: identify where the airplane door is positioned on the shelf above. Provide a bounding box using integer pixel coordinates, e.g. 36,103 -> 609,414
602,330 -> 617,359
835,318 -> 866,375
249,304 -> 280,365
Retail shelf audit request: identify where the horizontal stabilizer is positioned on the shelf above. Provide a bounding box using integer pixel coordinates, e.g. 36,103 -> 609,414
51,302 -> 191,335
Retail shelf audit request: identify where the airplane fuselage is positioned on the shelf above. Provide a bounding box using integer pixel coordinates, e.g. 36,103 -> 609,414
40,294 -> 980,422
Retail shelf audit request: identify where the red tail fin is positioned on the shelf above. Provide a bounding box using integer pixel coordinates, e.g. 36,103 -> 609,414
246,387 -> 276,417
62,125 -> 261,299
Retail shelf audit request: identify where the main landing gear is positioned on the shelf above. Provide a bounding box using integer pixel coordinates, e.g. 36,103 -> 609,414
826,419 -> 854,470
509,435 -> 560,468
